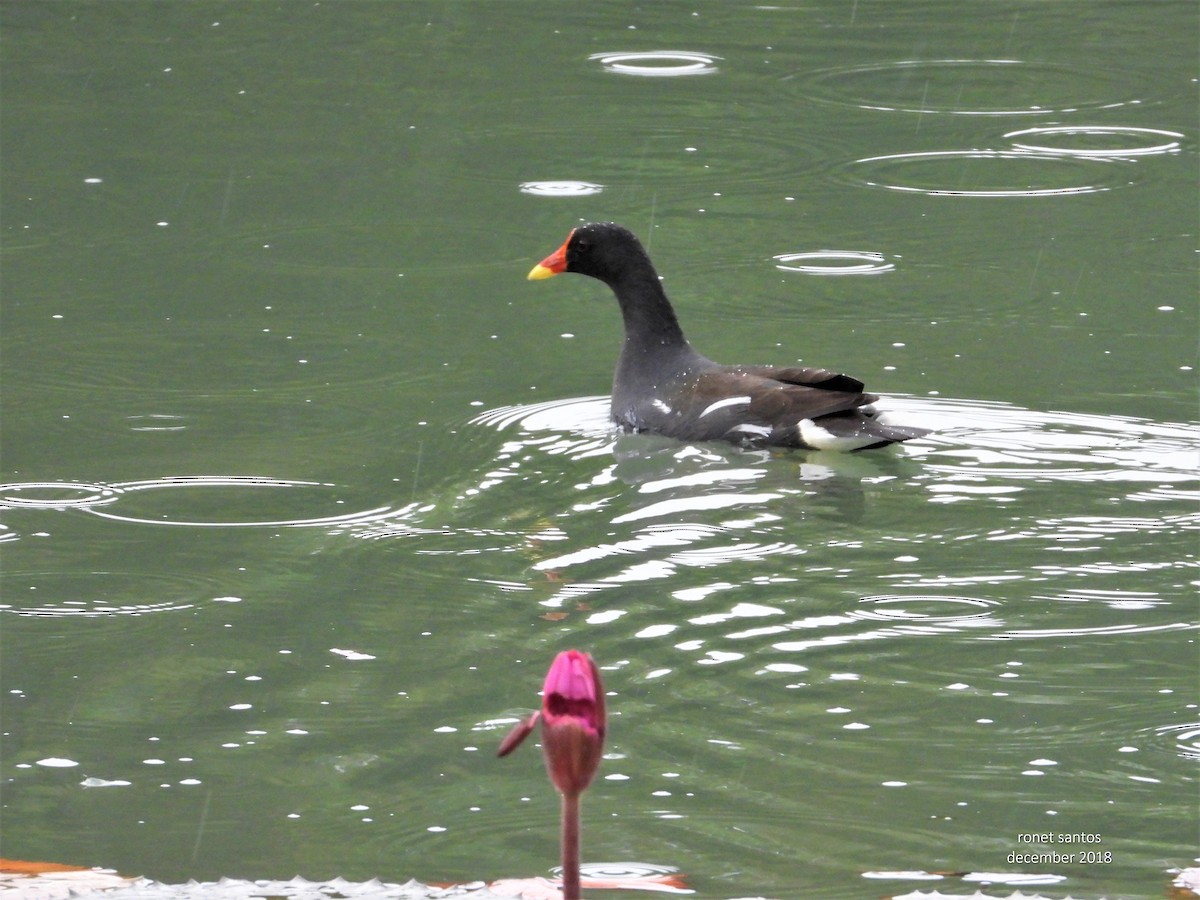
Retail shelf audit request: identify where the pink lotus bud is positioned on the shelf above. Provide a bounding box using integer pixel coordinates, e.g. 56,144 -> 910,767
497,650 -> 606,796
497,650 -> 606,900
540,650 -> 606,796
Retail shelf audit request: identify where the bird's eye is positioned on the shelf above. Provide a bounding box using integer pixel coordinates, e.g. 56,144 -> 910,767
574,239 -> 592,253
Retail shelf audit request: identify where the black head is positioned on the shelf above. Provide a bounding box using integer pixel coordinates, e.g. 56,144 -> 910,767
529,222 -> 655,286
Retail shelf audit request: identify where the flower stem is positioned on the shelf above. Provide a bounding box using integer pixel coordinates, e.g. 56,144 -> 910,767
560,791 -> 581,900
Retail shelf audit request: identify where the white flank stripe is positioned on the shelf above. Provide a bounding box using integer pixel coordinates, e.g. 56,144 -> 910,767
699,395 -> 752,418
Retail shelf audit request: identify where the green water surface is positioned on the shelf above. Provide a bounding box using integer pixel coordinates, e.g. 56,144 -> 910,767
1,3 -> 1196,898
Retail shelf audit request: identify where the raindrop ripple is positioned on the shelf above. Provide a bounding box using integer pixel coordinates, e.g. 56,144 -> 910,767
590,50 -> 720,77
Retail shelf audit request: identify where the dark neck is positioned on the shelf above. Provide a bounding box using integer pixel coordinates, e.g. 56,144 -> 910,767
606,261 -> 689,354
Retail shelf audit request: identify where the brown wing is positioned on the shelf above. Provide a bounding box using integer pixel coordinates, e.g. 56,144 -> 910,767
634,365 -> 921,447
733,364 -> 866,394
686,369 -> 872,427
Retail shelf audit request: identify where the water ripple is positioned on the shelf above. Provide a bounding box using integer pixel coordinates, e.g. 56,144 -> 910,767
590,50 -> 720,77
773,250 -> 895,275
519,180 -> 605,197
0,481 -> 122,510
472,395 -> 612,436
785,58 -> 1169,116
1003,125 -> 1184,158
1150,722 -> 1200,762
986,621 -> 1197,641
0,571 -> 222,618
0,476 -> 410,532
458,122 -> 848,195
461,394 -> 1196,637
0,326 -> 425,402
474,394 -> 1198,494
849,594 -> 1001,625
849,149 -> 1133,197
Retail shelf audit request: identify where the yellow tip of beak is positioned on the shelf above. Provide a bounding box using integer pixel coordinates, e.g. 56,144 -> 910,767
527,263 -> 558,281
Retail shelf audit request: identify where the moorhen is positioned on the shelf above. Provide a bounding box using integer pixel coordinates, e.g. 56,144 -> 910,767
528,223 -> 930,451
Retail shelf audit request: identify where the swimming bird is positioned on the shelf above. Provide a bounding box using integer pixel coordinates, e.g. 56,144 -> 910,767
528,222 -> 930,451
